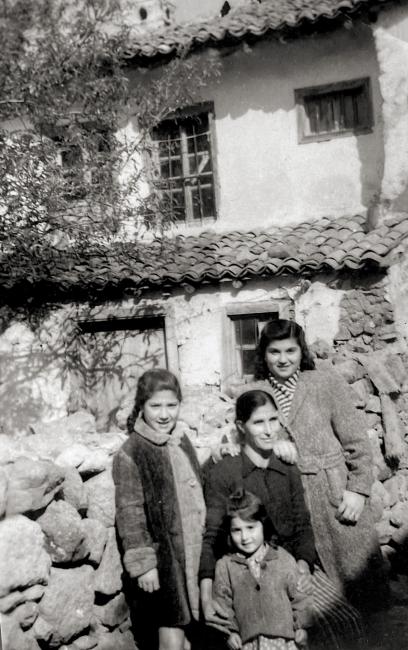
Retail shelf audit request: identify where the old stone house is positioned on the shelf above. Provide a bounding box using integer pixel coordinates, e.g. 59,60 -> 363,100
4,3 -> 408,649
2,0 -> 408,433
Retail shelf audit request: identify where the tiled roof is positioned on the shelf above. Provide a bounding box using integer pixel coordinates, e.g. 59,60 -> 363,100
2,213 -> 405,302
125,0 -> 390,59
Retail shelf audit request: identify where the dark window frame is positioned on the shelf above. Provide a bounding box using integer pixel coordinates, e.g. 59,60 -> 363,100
295,77 -> 373,144
152,102 -> 218,225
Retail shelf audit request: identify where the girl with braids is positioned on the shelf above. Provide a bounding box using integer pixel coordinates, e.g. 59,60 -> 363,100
113,368 -> 206,650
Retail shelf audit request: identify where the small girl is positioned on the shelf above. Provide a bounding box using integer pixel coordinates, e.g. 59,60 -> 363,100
112,369 -> 206,650
212,490 -> 312,650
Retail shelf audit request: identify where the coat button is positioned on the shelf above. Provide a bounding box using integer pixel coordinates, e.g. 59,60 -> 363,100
255,584 -> 261,591
188,478 -> 197,487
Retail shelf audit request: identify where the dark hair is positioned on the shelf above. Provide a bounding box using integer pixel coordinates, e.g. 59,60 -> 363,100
254,318 -> 315,380
126,368 -> 182,433
236,389 -> 278,424
225,489 -> 276,544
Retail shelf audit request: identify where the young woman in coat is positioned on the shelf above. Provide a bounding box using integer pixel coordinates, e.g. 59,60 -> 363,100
112,369 -> 206,650
253,319 -> 389,618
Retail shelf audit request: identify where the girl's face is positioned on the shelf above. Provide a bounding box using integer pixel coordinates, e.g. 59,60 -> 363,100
239,401 -> 281,454
230,515 -> 264,556
265,336 -> 302,380
141,389 -> 180,435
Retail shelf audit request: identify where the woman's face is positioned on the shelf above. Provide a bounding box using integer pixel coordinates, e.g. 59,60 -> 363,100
239,401 -> 281,454
264,336 -> 302,380
141,389 -> 180,435
230,516 -> 264,556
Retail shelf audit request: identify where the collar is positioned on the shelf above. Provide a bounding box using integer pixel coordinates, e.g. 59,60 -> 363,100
241,450 -> 287,477
269,370 -> 300,390
230,543 -> 279,566
133,416 -> 186,446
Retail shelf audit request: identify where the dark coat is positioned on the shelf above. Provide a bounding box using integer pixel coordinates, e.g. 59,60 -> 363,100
213,545 -> 313,643
112,426 -> 202,627
283,369 -> 388,609
199,452 -> 316,580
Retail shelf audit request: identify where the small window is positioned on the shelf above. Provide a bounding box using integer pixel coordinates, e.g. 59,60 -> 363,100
232,313 -> 279,377
152,105 -> 217,224
295,78 -> 373,143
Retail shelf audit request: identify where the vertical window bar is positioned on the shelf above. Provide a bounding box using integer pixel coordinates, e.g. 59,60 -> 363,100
192,121 -> 204,222
180,125 -> 192,222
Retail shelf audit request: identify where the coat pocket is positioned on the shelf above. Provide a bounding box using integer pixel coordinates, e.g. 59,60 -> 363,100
325,464 -> 347,507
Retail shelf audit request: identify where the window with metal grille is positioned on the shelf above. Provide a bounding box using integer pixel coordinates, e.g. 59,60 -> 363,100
233,313 -> 279,376
153,106 -> 216,223
295,78 -> 373,143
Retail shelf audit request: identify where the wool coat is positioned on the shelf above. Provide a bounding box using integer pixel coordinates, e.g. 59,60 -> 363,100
276,369 -> 388,611
199,452 -> 317,580
112,420 -> 204,627
212,545 -> 313,644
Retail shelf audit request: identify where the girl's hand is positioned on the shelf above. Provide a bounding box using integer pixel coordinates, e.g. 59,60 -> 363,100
138,568 -> 160,592
296,560 -> 313,594
337,490 -> 366,523
295,629 -> 308,647
227,632 -> 242,649
211,442 -> 240,464
272,440 -> 298,464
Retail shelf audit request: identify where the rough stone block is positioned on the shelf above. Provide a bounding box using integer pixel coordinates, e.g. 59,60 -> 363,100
85,470 -> 115,527
30,411 -> 97,439
0,515 -> 51,598
348,321 -> 364,337
1,615 -> 41,650
391,522 -> 408,546
56,444 -> 90,469
371,480 -> 391,509
93,592 -> 128,629
332,359 -> 365,384
383,475 -> 404,508
0,466 -> 7,517
80,518 -> 108,566
13,600 -> 39,630
78,449 -> 110,476
37,500 -> 88,564
38,566 -> 94,646
69,635 -> 98,650
61,467 -> 87,513
351,378 -> 373,407
6,457 -> 64,515
0,584 -> 45,614
334,325 -> 351,342
365,395 -> 382,414
390,502 -> 408,528
94,528 -> 123,596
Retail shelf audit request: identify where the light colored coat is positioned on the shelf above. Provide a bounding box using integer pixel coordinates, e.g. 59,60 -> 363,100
282,369 -> 387,610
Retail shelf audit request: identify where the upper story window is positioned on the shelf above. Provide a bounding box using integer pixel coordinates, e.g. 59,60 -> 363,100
295,78 -> 373,143
152,104 -> 217,224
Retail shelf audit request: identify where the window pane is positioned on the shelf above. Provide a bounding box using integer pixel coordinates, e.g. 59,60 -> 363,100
242,349 -> 256,375
241,318 -> 256,345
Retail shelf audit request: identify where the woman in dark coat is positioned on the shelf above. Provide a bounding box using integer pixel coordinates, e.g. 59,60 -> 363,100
253,319 -> 389,618
200,388 -> 364,650
113,369 -> 205,650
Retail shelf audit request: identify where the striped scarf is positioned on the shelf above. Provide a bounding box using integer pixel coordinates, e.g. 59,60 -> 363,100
268,371 -> 299,419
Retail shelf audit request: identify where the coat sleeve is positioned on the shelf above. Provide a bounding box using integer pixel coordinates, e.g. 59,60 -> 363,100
282,550 -> 314,630
288,465 -> 317,570
211,558 -> 240,635
112,447 -> 157,578
199,462 -> 230,581
327,371 -> 373,496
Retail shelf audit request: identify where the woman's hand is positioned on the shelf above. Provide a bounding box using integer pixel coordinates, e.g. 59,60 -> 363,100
272,440 -> 298,464
211,442 -> 240,464
202,597 -> 230,625
296,560 -> 313,594
337,490 -> 366,523
295,629 -> 308,647
227,632 -> 242,649
137,568 -> 160,592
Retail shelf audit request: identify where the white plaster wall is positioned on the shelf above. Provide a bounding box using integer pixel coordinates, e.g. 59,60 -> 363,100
295,279 -> 345,346
129,23 -> 383,234
386,244 -> 408,344
372,4 -> 408,210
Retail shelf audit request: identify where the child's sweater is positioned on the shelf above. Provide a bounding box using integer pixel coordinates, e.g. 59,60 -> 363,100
213,544 -> 313,644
